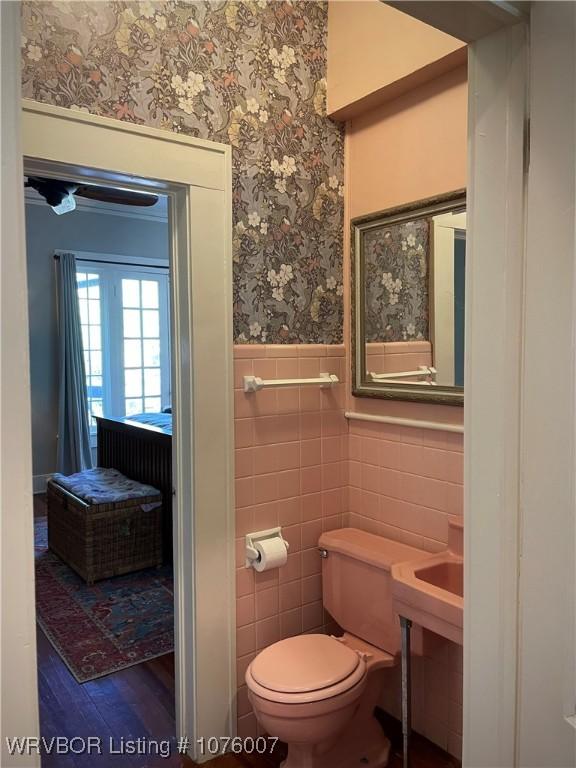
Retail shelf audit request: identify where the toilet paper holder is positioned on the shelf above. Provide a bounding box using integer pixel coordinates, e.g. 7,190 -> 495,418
245,527 -> 289,569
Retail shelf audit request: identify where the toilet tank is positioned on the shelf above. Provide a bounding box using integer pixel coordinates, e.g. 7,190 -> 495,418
319,528 -> 425,655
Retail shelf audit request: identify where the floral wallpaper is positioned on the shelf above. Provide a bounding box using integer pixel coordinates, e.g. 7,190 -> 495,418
21,1 -> 344,344
363,218 -> 429,342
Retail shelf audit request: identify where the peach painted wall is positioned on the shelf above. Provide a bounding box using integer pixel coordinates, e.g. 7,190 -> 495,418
347,64 -> 467,219
233,344 -> 347,738
342,65 -> 467,758
344,64 -> 467,430
327,1 -> 465,119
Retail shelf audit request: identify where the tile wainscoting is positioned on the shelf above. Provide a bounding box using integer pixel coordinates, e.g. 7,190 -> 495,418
348,419 -> 463,551
233,344 -> 463,757
233,344 -> 348,738
348,418 -> 463,759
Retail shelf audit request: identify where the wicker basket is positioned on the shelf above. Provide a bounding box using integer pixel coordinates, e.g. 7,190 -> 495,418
46,478 -> 163,584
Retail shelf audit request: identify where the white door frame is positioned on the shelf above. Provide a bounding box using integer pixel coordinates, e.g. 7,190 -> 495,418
1,6 -> 41,766
17,99 -> 235,763
517,4 -> 576,765
464,23 -> 528,767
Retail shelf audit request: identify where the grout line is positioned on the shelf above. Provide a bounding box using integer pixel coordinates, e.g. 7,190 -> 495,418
347,512 -> 446,548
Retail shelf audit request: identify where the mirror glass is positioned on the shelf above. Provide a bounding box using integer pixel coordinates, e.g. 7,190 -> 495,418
352,191 -> 465,404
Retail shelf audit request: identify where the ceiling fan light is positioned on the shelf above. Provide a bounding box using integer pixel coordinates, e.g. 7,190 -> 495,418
51,194 -> 76,215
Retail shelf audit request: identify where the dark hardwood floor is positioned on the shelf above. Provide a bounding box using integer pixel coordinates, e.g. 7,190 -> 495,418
34,493 -> 457,768
36,492 -> 187,767
37,627 -> 188,767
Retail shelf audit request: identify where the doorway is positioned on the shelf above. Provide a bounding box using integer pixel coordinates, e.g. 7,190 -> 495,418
19,101 -> 236,764
25,174 -> 180,761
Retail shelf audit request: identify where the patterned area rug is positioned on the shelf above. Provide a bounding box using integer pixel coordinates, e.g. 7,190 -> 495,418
35,517 -> 174,683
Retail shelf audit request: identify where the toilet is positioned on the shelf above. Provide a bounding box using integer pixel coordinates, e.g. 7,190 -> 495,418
245,527 -> 424,768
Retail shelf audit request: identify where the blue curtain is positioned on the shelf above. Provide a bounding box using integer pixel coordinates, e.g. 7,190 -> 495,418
56,252 -> 93,474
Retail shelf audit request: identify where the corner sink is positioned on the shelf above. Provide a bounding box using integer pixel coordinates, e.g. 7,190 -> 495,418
391,518 -> 464,645
392,552 -> 463,645
414,560 -> 463,598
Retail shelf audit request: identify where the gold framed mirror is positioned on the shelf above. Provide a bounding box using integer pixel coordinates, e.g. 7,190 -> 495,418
352,190 -> 466,405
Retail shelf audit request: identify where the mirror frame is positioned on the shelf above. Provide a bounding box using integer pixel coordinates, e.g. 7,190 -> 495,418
351,189 -> 466,405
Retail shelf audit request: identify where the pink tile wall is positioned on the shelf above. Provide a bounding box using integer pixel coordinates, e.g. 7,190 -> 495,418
233,342 -> 463,755
348,419 -> 463,552
347,417 -> 464,757
233,344 -> 347,738
378,629 -> 463,760
366,341 -> 433,376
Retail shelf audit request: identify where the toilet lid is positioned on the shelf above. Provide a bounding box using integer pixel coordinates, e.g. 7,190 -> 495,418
250,634 -> 361,694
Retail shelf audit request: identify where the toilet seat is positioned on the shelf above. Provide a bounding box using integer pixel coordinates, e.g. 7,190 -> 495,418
246,634 -> 367,705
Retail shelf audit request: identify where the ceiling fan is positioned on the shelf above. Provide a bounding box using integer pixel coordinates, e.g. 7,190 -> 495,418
25,176 -> 159,215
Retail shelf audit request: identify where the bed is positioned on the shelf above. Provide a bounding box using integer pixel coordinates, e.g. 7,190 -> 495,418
95,413 -> 172,563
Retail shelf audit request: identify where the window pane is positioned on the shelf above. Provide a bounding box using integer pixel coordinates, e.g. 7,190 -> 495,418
89,325 -> 101,350
143,339 -> 160,367
76,267 -> 104,429
88,376 -> 102,394
142,309 -> 159,338
144,397 -> 162,412
123,309 -> 141,338
88,299 -> 100,325
144,367 -> 161,397
122,279 -> 140,308
141,280 -> 159,308
87,275 -> 99,299
90,351 -> 102,376
76,272 -> 88,299
124,339 -> 141,368
125,398 -> 143,416
124,368 -> 142,397
79,302 -> 89,324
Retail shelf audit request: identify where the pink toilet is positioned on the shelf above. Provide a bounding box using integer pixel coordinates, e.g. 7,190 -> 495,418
245,527 -> 423,768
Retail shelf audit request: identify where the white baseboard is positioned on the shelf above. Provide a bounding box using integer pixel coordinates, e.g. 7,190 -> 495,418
33,474 -> 53,494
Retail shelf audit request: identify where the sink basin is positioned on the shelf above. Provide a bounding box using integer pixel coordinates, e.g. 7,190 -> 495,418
415,560 -> 463,597
391,552 -> 463,645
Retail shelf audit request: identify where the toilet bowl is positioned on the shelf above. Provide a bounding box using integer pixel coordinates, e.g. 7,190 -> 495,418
246,632 -> 394,768
245,528 -> 427,768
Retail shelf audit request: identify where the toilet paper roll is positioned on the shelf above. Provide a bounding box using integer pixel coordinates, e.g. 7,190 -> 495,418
253,537 -> 288,572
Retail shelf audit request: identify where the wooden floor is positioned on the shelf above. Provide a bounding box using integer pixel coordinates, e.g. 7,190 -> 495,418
39,621 -> 457,768
34,494 -> 458,768
35,492 -> 182,767
37,627 -> 187,767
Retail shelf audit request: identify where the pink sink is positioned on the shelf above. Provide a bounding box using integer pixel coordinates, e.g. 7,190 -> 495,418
415,560 -> 463,597
391,517 -> 463,645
